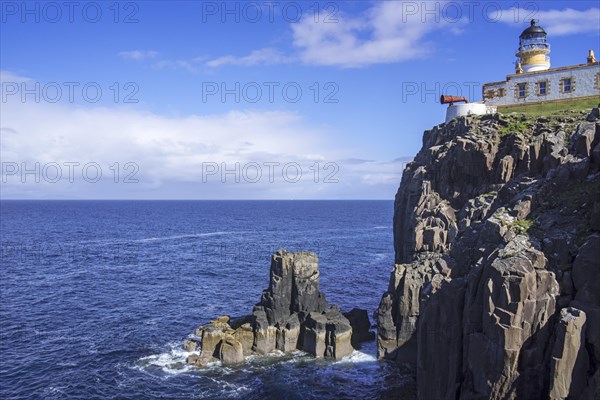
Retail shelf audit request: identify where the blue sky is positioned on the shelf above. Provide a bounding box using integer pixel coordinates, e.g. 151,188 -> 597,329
1,1 -> 599,199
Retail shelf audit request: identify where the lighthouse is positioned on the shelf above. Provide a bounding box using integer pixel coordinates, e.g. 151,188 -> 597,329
447,19 -> 599,120
515,19 -> 551,73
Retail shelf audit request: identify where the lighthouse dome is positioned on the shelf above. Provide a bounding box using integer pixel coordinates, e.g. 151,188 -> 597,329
520,19 -> 547,38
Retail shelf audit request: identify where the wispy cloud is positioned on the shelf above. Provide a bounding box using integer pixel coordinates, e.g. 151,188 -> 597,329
498,7 -> 600,36
291,1 -> 462,68
152,58 -> 205,73
203,1 -> 464,69
1,70 -> 31,83
118,50 -> 159,61
206,48 -> 294,68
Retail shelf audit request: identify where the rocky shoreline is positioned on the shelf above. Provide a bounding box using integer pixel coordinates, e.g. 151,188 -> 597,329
185,250 -> 374,367
182,106 -> 599,399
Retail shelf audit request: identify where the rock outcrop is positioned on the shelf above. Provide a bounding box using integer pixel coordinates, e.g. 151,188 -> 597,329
344,307 -> 376,346
378,107 -> 600,399
186,250 -> 375,366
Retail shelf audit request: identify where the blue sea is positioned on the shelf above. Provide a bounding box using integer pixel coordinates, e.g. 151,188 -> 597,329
0,200 -> 415,399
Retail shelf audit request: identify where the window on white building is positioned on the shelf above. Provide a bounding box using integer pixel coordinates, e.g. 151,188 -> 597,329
537,81 -> 548,96
561,78 -> 573,93
517,83 -> 527,98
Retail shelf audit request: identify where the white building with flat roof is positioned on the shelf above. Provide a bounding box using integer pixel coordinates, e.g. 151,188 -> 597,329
482,20 -> 600,108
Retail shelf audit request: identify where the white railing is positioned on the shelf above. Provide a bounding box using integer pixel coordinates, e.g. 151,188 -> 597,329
518,43 -> 550,52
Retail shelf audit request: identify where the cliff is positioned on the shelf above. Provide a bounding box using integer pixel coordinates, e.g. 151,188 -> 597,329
377,107 -> 600,399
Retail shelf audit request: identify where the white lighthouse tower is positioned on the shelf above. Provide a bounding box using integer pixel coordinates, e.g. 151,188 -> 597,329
515,19 -> 551,73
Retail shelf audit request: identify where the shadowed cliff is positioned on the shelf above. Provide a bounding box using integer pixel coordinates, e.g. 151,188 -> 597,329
377,106 -> 600,399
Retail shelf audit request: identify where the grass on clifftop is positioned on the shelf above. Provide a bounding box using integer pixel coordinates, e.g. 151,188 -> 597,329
497,97 -> 599,118
498,119 -> 532,137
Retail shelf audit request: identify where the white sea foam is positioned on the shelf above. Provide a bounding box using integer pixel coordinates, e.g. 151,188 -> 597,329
70,231 -> 233,247
138,339 -> 376,377
137,342 -> 199,375
336,349 -> 378,364
207,378 -> 251,396
132,232 -> 231,243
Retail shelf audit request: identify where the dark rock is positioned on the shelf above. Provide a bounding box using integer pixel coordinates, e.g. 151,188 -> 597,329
591,185 -> 600,230
572,234 -> 600,292
303,312 -> 328,357
257,252 -> 295,325
256,250 -> 327,326
417,277 -> 466,400
379,111 -> 600,399
276,313 -> 300,352
343,308 -> 375,346
549,307 -> 588,399
571,122 -> 599,157
461,240 -> 559,399
586,107 -> 600,121
303,307 -> 353,360
324,306 -> 353,360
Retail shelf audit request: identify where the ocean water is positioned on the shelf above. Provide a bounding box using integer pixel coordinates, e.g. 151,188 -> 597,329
0,200 -> 415,399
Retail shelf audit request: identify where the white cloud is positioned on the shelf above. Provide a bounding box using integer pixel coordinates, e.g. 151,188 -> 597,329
291,1 -> 470,68
1,70 -> 31,83
118,50 -> 159,60
153,59 -> 199,73
0,73 -> 405,199
205,1 -> 464,69
498,7 -> 600,36
206,48 -> 293,68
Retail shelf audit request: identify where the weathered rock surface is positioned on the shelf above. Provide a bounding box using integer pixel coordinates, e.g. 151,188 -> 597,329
549,307 -> 588,400
378,108 -> 600,399
218,335 -> 244,365
186,250 -> 374,367
343,307 -> 376,346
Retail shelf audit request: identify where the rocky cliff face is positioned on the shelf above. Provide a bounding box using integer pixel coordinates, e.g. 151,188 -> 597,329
186,250 -> 373,367
377,107 -> 600,399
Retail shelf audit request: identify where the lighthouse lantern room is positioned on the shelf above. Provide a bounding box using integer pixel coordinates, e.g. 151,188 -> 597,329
516,19 -> 551,73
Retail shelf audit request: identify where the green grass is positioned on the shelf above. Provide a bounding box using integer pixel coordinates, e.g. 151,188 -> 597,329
481,191 -> 498,198
497,97 -> 599,118
499,119 -> 532,137
511,219 -> 534,235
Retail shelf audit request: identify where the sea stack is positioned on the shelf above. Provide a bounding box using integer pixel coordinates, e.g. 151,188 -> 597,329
186,250 -> 374,366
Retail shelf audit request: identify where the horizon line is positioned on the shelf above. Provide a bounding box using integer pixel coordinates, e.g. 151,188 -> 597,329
0,198 -> 394,201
